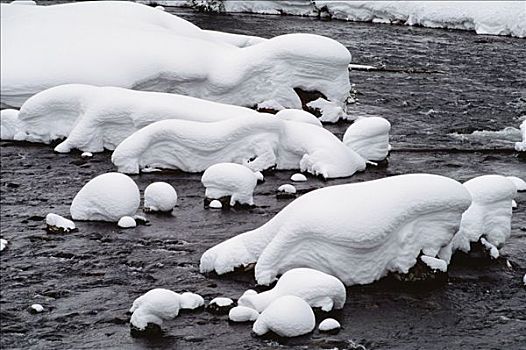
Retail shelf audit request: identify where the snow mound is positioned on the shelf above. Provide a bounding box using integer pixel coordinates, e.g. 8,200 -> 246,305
207,297 -> 235,314
515,120 -> 526,152
507,176 -> 526,192
0,238 -> 7,252
209,297 -> 234,307
238,268 -> 346,312
81,152 -> 93,158
252,295 -> 315,337
201,163 -> 259,206
200,174 -> 472,286
179,292 -> 204,310
45,213 -> 76,233
278,184 -> 297,194
343,117 -> 391,162
439,175 -> 517,262
306,98 -> 347,123
209,200 -> 223,209
29,304 -> 44,313
318,318 -> 341,332
275,109 -> 322,127
0,109 -> 21,140
291,173 -> 307,182
228,306 -> 259,322
112,117 -> 366,179
118,216 -> 137,229
1,1 -> 352,120
144,182 -> 178,212
70,173 -> 140,222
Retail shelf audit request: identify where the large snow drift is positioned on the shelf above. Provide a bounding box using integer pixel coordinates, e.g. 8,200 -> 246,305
1,1 -> 352,121
192,1 -> 526,38
200,174 -> 472,285
112,117 -> 366,179
201,163 -> 259,206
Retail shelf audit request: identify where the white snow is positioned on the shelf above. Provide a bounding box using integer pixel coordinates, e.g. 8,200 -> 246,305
512,200 -> 518,209
507,176 -> 526,192
439,175 -> 517,263
277,184 -> 297,194
30,304 -> 44,313
228,306 -> 260,322
343,117 -> 391,162
209,200 -> 223,209
81,152 -> 93,158
155,5 -> 165,11
130,288 -> 203,330
480,237 -> 500,259
515,120 -> 526,152
200,174 -> 472,286
290,173 -> 307,182
70,172 -> 140,222
112,117 -> 366,179
275,109 -> 322,127
0,239 -> 7,252
254,171 -> 264,182
252,295 -> 315,337
0,109 -> 21,140
118,216 -> 137,229
1,1 -> 352,120
306,98 -> 347,123
238,268 -> 346,312
318,318 -> 341,332
420,255 -> 447,272
144,182 -> 178,212
209,297 -> 234,307
201,163 -> 259,206
45,213 -> 76,233
523,273 -> 526,286
10,0 -> 36,5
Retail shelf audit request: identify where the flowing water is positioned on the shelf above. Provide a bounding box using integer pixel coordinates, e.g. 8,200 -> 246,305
1,6 -> 525,350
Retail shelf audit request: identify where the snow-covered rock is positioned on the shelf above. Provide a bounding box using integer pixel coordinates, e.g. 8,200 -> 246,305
179,292 -> 205,310
420,255 -> 447,273
207,297 -> 235,314
277,184 -> 297,194
515,120 -> 526,152
209,200 -> 223,209
275,109 -> 322,127
306,98 -> 346,123
228,306 -> 259,322
70,173 -> 140,222
45,213 -> 76,234
112,117 -> 366,179
290,173 -> 307,182
252,295 -> 315,337
0,109 -> 21,140
1,1 -> 352,120
29,304 -> 44,313
512,200 -> 518,209
202,163 -> 259,206
200,174 -> 471,286
118,216 -> 137,229
343,117 -> 391,162
318,318 -> 341,333
439,175 -> 517,263
238,268 -> 346,312
0,239 -> 8,252
144,182 -> 178,212
507,176 -> 526,192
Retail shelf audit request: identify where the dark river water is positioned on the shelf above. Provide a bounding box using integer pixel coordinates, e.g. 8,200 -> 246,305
1,5 -> 525,350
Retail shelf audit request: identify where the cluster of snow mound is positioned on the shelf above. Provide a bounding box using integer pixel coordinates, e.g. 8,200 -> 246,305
191,1 -> 526,38
202,163 -> 259,206
144,182 -> 178,213
439,175 -> 517,263
70,173 -> 140,222
1,1 -> 353,121
238,268 -> 346,312
515,120 -> 526,152
45,213 -> 76,234
112,116 -> 366,179
252,295 -> 315,337
343,117 -> 391,162
200,174 -> 471,286
130,288 -> 203,331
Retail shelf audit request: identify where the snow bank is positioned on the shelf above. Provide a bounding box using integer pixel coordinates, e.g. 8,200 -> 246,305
1,1 -> 352,120
515,120 -> 526,152
29,304 -> 44,313
112,117 -> 366,179
70,173 -> 140,222
238,268 -> 346,312
201,163 -> 259,206
193,1 -> 526,38
144,182 -> 178,212
252,295 -> 315,337
0,109 -> 21,140
439,175 -> 517,262
45,213 -> 76,234
200,174 -> 471,286
229,306 -> 259,322
343,117 -> 391,162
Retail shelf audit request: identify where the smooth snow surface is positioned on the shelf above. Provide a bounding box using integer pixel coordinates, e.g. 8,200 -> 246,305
200,174 -> 472,286
507,176 -> 526,192
343,117 -> 391,162
238,268 -> 346,312
179,292 -> 205,310
209,200 -> 223,209
277,184 -> 297,194
318,318 -> 341,332
144,182 -> 178,212
117,216 -> 137,229
194,1 -> 526,38
0,239 -> 7,252
290,173 -> 307,182
70,173 -> 140,222
515,121 -> 526,152
81,152 -> 93,158
275,109 -> 323,127
439,175 -> 517,263
228,306 -> 260,322
252,295 -> 315,337
10,0 -> 36,5
209,297 -> 234,307
112,117 -> 366,179
201,163 -> 258,206
30,304 -> 44,313
0,109 -> 21,140
45,213 -> 76,233
1,1 -> 352,118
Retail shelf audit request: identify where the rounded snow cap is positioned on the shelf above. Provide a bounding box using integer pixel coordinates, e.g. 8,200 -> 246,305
144,182 -> 178,212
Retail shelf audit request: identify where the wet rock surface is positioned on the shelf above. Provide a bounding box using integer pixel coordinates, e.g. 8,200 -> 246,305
1,6 -> 526,350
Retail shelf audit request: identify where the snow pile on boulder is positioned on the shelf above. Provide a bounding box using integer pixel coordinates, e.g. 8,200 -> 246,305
0,109 -> 21,140
343,117 -> 391,162
290,173 -> 307,182
229,306 -> 259,322
1,1 -> 353,121
70,173 -> 140,222
118,216 -> 137,229
439,175 -> 517,263
112,117 -> 366,179
318,318 -> 341,333
0,238 -> 7,252
238,268 -> 346,312
144,182 -> 178,213
207,297 -> 235,314
45,213 -> 76,234
200,174 -> 472,286
202,163 -> 259,207
252,295 -> 315,337
515,120 -> 526,152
